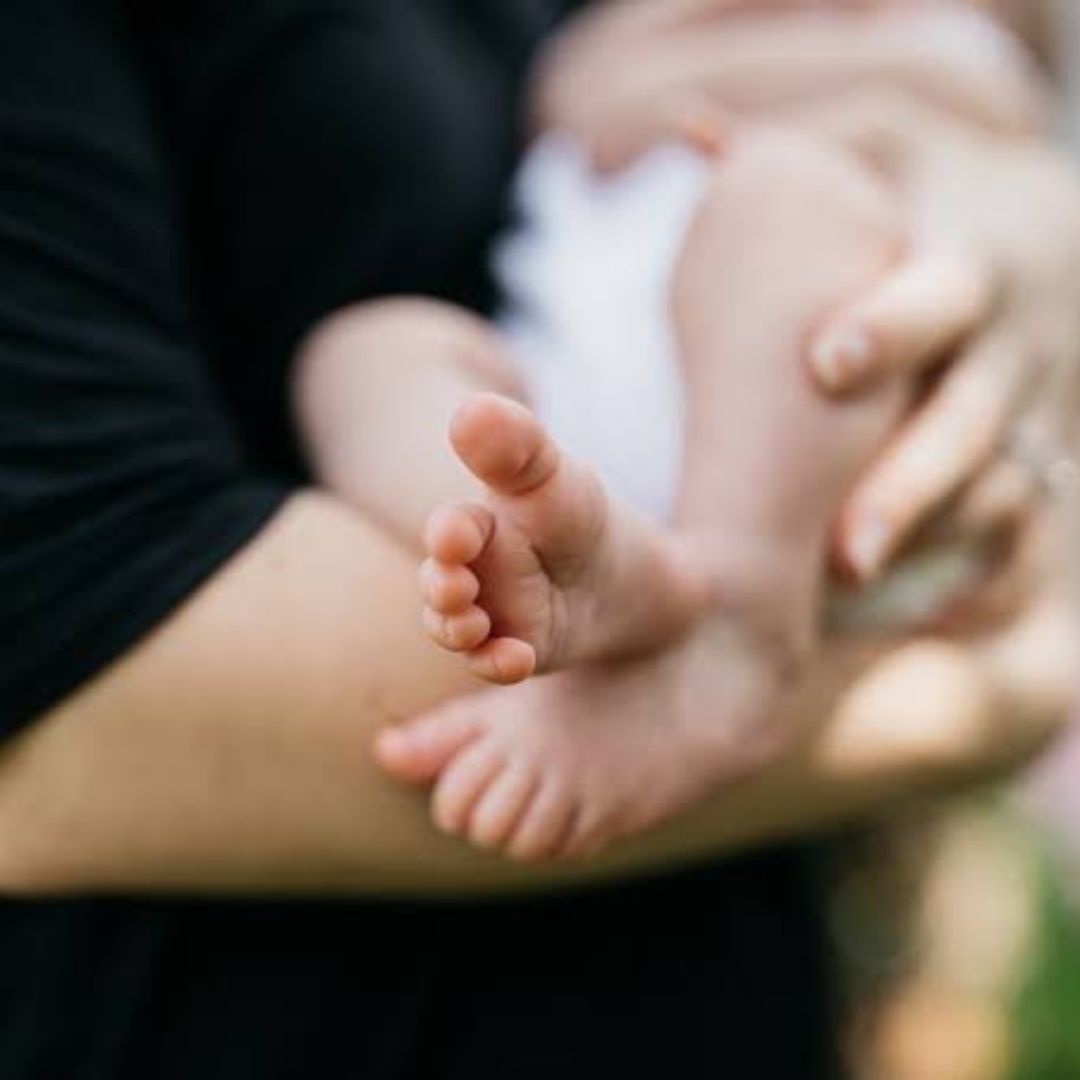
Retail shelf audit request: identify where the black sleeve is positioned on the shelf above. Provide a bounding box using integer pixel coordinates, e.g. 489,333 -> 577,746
0,0 -> 289,726
141,0 -> 541,472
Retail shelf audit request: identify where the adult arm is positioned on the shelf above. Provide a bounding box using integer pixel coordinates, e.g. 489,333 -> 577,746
0,0 -> 1073,897
1,487 -> 1075,896
533,0 -> 1050,175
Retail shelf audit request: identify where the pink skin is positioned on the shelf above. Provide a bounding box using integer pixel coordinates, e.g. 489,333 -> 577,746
420,394 -> 707,684
671,127 -> 909,662
377,625 -> 784,861
403,129 -> 910,860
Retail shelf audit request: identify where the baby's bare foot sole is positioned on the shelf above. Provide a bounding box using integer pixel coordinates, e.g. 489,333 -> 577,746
378,626 -> 788,862
421,394 -> 705,684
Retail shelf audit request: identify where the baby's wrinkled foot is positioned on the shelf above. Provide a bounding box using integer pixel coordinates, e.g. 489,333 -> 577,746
421,393 -> 703,684
376,624 -> 784,861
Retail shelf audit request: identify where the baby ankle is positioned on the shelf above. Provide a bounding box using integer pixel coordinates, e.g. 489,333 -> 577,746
694,535 -> 821,678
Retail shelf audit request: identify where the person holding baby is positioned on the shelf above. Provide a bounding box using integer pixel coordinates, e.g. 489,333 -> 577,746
0,1 -> 1076,1076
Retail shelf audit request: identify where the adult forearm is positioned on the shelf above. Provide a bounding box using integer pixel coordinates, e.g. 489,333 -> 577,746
0,492 -> 488,892
0,491 -> 1071,896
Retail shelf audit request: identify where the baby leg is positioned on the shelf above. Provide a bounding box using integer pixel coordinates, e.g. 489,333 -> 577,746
674,126 -> 908,680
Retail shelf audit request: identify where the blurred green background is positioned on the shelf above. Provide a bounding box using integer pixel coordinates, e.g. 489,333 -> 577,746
835,778 -> 1080,1080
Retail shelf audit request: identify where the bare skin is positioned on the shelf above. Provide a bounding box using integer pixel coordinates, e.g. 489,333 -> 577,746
530,0 -> 1071,579
421,394 -> 705,683
423,128 -> 905,674
305,130 -> 904,860
671,127 -> 906,653
377,580 -> 1078,862
380,619 -> 791,860
0,487 -> 1071,895
285,10 -> 1071,868
533,1 -> 1049,177
0,0 -> 1070,901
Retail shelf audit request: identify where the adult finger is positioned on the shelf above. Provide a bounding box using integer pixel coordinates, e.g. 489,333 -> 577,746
835,332 -> 1028,581
588,89 -> 730,174
810,249 -> 995,394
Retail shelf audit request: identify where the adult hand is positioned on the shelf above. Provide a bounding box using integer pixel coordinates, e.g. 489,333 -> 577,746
801,93 -> 1080,585
531,2 -> 1047,173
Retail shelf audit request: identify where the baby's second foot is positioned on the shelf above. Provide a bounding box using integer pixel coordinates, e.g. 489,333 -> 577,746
376,620 -> 787,861
421,393 -> 703,684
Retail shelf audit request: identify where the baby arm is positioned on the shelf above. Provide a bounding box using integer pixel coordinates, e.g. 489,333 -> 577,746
292,298 -> 522,549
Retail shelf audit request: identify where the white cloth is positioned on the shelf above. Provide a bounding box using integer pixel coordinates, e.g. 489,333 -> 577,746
496,136 -> 709,522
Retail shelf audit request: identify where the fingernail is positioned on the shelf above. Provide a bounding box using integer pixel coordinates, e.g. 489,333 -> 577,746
848,512 -> 892,582
812,327 -> 874,391
374,729 -> 410,759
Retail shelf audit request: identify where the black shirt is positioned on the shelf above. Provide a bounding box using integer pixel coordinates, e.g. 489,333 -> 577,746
0,2 -> 842,1076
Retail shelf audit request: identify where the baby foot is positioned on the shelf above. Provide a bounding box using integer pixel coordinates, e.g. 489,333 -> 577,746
420,393 -> 704,684
376,622 -> 786,861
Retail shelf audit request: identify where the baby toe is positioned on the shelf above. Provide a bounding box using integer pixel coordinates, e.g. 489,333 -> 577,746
432,740 -> 506,836
507,778 -> 577,863
423,606 -> 491,653
467,759 -> 540,851
424,502 -> 494,565
374,709 -> 484,786
467,637 -> 537,685
450,394 -> 558,496
419,559 -> 480,615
